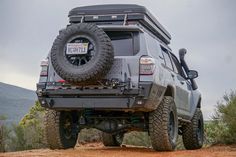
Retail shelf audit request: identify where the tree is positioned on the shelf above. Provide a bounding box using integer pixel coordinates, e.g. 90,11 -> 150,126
0,115 -> 10,152
17,101 -> 46,150
0,101 -> 46,152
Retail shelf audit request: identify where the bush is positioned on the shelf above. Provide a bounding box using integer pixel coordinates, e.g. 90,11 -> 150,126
205,91 -> 236,144
204,120 -> 230,144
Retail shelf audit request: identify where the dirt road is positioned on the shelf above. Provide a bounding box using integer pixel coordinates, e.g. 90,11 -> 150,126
1,143 -> 236,157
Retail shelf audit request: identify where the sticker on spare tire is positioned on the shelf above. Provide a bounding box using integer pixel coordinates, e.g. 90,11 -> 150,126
66,43 -> 88,55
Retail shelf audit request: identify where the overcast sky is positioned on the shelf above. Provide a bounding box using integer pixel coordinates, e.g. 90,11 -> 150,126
0,0 -> 236,119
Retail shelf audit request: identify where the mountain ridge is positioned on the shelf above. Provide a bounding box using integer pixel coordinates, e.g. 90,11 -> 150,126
0,82 -> 36,124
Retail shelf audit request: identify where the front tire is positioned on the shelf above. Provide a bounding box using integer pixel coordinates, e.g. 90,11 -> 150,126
182,108 -> 204,150
149,96 -> 178,151
45,110 -> 78,149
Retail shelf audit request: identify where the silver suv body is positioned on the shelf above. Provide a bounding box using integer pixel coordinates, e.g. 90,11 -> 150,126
37,4 -> 203,151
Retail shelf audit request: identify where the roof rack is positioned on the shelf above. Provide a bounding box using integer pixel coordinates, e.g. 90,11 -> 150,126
68,4 -> 171,45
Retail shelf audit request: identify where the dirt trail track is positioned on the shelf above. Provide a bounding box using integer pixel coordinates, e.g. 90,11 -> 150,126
1,143 -> 236,157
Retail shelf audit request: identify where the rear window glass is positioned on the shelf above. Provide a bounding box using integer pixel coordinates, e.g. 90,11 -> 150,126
161,47 -> 174,70
106,31 -> 139,56
145,33 -> 161,59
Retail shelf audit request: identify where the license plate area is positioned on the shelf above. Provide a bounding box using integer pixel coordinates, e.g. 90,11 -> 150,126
66,43 -> 88,55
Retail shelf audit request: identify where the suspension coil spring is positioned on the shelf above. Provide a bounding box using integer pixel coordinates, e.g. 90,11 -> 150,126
131,116 -> 140,123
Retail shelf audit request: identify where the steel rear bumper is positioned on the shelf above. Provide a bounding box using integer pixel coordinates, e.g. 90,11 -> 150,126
39,97 -> 137,110
37,82 -> 165,111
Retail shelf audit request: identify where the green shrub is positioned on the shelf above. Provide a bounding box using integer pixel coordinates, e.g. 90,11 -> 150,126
204,120 -> 230,144
205,91 -> 236,144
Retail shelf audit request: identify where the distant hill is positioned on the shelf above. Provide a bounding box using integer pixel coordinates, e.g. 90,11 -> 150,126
0,82 -> 36,124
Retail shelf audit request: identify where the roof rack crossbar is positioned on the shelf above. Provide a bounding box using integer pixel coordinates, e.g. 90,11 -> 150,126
123,14 -> 127,25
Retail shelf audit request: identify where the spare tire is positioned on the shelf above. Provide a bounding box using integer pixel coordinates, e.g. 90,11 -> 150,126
51,23 -> 114,84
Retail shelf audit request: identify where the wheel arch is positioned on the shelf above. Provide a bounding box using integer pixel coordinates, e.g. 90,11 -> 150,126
190,92 -> 202,120
197,97 -> 201,108
164,85 -> 175,98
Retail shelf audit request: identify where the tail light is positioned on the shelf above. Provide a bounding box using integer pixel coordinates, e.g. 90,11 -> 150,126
140,56 -> 155,75
58,79 -> 65,83
40,59 -> 48,77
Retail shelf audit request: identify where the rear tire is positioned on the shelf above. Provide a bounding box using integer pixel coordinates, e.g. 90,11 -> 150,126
45,110 -> 78,149
102,132 -> 124,146
182,108 -> 204,150
149,96 -> 178,151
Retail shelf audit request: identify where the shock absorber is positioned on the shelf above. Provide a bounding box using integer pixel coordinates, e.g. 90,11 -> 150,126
80,109 -> 94,124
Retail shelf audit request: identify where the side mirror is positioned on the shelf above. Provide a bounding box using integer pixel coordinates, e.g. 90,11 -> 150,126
187,70 -> 198,79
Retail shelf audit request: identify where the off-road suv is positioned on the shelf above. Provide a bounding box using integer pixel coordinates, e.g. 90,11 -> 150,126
36,4 -> 203,151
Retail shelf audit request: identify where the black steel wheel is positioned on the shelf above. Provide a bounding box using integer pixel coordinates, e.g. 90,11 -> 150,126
65,36 -> 96,66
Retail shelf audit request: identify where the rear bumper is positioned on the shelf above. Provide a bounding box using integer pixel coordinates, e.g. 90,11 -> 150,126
36,82 -> 165,111
39,97 -> 136,109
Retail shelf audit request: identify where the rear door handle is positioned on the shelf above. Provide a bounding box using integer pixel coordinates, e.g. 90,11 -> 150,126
171,73 -> 175,77
180,81 -> 185,85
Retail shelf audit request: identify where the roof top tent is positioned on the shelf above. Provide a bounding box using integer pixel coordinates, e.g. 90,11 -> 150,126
68,4 -> 171,45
